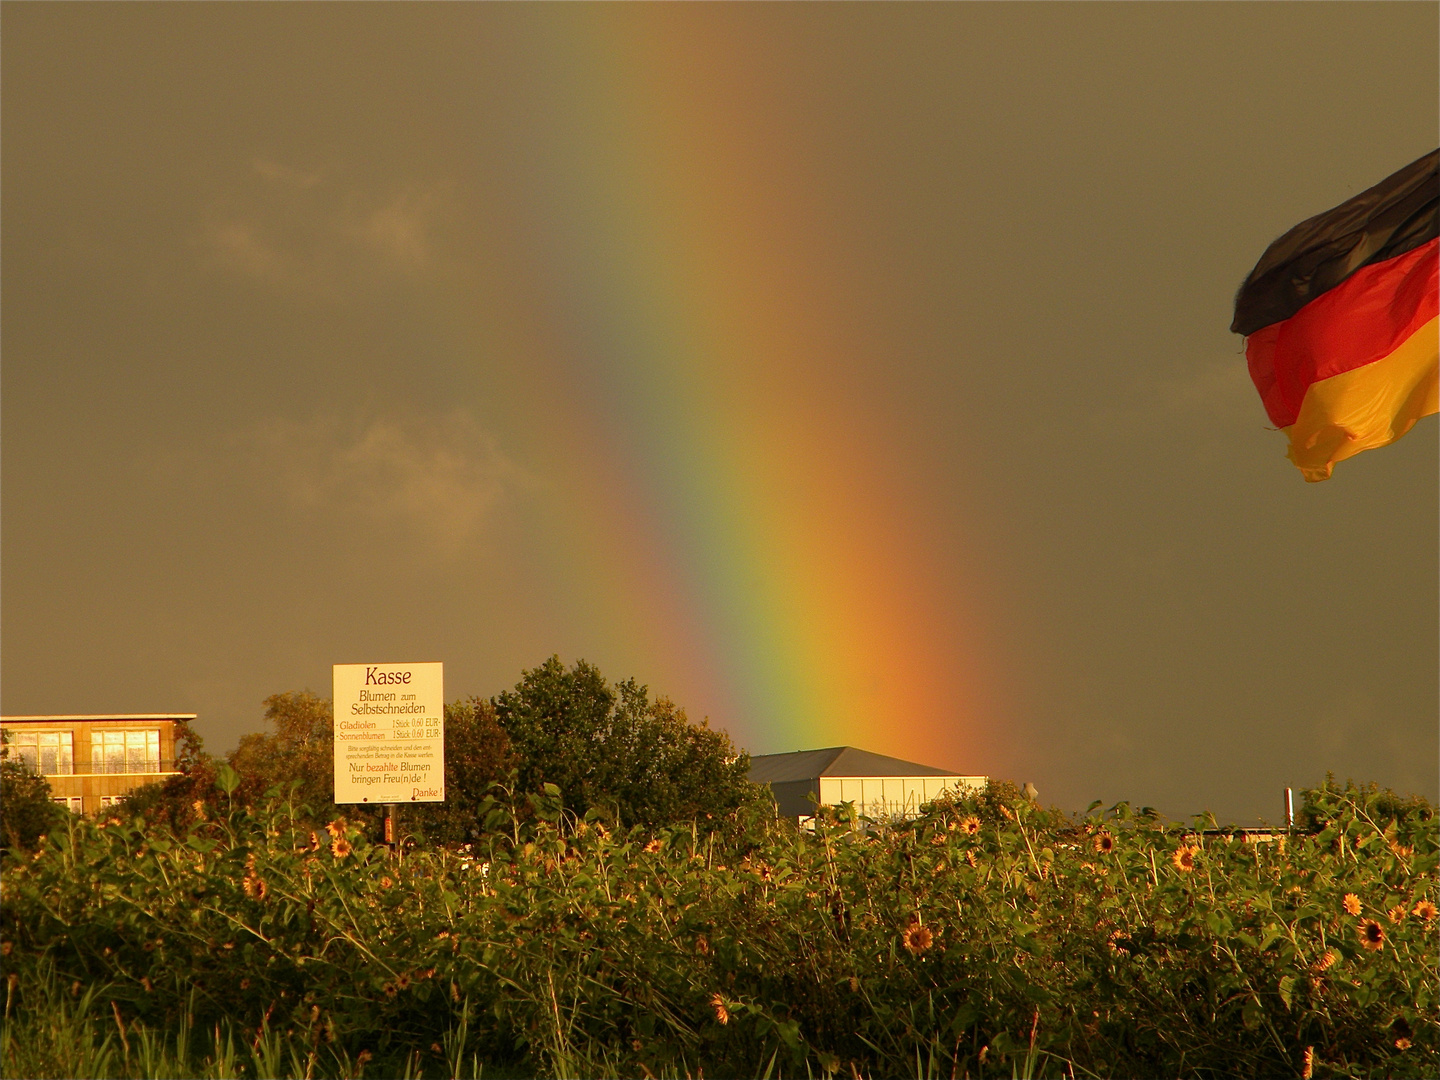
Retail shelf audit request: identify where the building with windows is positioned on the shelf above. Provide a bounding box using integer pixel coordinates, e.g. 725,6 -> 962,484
747,746 -> 987,823
0,714 -> 191,814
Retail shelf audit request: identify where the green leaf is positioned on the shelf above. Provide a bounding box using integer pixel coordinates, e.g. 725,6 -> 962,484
1241,994 -> 1264,1030
1278,975 -> 1295,1010
216,762 -> 241,795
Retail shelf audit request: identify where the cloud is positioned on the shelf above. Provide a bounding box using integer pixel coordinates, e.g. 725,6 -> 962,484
238,410 -> 529,560
250,159 -> 324,190
348,189 -> 440,273
199,158 -> 446,295
1154,354 -> 1259,421
1088,350 -> 1265,440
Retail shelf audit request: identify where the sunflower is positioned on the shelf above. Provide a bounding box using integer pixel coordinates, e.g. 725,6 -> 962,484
1413,900 -> 1438,922
1171,845 -> 1197,872
965,850 -> 978,867
1392,1017 -> 1413,1046
1358,919 -> 1385,951
1342,893 -> 1362,916
642,838 -> 662,854
1094,831 -> 1116,855
1301,1046 -> 1314,1080
1387,903 -> 1408,924
331,836 -> 352,859
326,818 -> 347,840
960,816 -> 981,836
902,921 -> 934,955
710,993 -> 729,1025
1311,949 -> 1336,973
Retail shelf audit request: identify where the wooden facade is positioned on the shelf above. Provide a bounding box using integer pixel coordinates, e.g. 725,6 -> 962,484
0,714 -> 192,815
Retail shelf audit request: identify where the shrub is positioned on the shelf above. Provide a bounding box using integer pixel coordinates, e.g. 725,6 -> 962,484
0,755 -> 67,855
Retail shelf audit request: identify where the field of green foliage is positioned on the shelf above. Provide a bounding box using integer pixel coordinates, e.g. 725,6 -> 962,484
2,777 -> 1436,1079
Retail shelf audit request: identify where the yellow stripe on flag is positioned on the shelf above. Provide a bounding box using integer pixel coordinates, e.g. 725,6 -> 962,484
1283,316 -> 1439,482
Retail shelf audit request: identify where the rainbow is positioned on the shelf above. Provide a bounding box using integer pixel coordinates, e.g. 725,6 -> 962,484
454,11 -> 1003,771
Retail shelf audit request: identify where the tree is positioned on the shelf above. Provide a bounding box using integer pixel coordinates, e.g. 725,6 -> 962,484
0,743 -> 67,853
229,691 -> 335,813
492,656 -> 755,828
409,697 -> 515,845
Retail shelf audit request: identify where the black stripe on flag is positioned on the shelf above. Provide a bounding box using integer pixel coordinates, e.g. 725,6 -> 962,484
1231,149 -> 1438,337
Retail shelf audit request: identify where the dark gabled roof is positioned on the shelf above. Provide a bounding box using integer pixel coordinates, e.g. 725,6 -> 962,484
746,746 -> 961,784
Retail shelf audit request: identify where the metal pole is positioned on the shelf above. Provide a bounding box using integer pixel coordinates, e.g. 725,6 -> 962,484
1284,788 -> 1294,831
384,803 -> 397,858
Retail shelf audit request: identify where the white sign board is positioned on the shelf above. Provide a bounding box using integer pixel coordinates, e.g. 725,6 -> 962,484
333,662 -> 445,804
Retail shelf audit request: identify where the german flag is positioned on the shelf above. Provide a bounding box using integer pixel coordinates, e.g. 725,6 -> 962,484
1232,150 -> 1438,481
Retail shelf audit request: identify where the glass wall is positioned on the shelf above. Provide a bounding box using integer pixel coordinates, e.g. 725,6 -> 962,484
818,775 -> 985,820
2,730 -> 74,775
91,730 -> 160,773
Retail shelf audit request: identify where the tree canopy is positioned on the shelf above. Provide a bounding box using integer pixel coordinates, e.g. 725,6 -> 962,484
493,655 -> 755,828
230,692 -> 334,811
0,754 -> 66,854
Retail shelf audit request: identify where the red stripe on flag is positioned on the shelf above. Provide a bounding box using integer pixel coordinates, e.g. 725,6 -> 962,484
1246,238 -> 1438,429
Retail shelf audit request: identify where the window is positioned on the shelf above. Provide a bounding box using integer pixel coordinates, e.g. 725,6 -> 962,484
50,796 -> 84,813
3,730 -> 74,775
91,730 -> 160,774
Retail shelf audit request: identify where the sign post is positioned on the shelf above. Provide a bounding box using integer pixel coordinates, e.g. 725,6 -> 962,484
333,663 -> 445,852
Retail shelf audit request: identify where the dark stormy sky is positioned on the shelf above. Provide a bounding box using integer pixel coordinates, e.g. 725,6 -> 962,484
3,4 -> 1435,824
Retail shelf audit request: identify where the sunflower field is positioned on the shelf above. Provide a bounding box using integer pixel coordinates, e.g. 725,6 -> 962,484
1,777 -> 1435,1079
